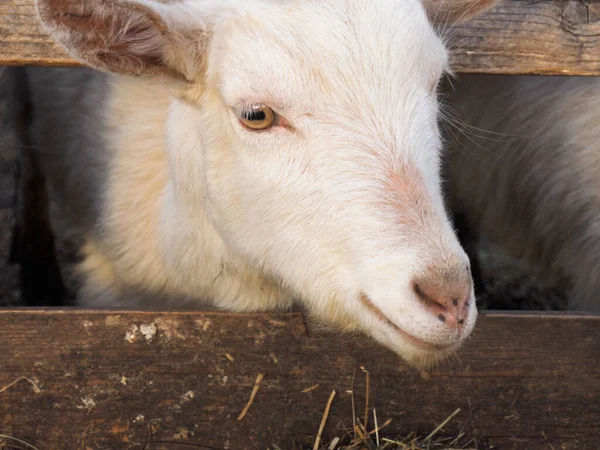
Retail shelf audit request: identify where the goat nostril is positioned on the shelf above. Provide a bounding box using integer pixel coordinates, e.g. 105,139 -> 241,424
412,271 -> 472,330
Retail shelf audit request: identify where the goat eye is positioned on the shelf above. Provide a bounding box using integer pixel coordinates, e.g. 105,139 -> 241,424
238,105 -> 276,130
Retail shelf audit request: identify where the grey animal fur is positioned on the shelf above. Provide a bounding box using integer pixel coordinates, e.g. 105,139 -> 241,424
444,74 -> 600,311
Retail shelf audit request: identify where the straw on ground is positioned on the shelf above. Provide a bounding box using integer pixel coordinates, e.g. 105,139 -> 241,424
237,373 -> 264,421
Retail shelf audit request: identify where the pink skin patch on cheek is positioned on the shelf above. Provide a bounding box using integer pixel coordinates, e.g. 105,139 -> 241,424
379,163 -> 436,232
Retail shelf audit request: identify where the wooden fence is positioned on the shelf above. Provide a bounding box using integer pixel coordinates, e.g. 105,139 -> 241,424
1,0 -> 599,74
1,1 -> 600,449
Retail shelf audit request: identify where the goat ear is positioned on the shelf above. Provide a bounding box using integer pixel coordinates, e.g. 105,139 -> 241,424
36,0 -> 209,81
424,0 -> 500,25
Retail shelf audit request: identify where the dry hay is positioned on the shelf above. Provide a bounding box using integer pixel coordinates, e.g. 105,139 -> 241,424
304,369 -> 478,450
0,435 -> 40,450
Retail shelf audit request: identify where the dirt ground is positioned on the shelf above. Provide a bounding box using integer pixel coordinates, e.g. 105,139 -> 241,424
0,84 -> 568,311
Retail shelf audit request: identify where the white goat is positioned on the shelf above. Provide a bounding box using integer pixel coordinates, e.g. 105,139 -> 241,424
29,0 -> 499,367
445,75 -> 600,311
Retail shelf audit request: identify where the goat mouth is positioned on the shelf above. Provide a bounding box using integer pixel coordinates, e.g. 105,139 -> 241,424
358,292 -> 456,352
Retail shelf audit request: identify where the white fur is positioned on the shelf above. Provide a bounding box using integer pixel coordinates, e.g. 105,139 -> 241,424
30,0 -> 498,367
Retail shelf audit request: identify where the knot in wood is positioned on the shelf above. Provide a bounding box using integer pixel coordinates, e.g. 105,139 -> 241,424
561,1 -> 600,28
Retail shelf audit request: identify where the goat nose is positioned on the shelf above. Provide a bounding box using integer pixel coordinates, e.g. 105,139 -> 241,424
412,267 -> 472,332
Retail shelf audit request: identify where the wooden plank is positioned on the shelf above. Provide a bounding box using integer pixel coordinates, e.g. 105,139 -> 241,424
449,0 -> 600,75
0,0 -> 72,67
0,1 -> 600,75
1,310 -> 599,449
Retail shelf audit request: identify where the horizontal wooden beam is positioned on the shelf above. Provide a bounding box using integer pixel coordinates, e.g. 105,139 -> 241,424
1,1 -> 600,75
449,0 -> 600,75
1,309 -> 599,449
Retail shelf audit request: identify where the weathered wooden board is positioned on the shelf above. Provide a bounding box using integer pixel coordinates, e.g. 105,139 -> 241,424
1,310 -> 599,449
448,0 -> 600,75
0,0 -> 69,67
0,0 -> 600,75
